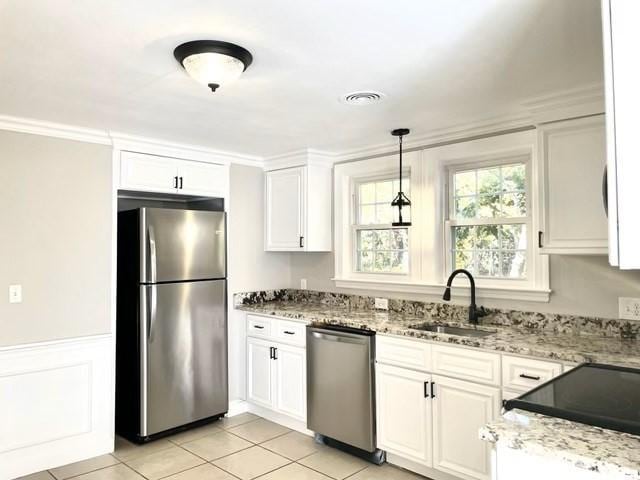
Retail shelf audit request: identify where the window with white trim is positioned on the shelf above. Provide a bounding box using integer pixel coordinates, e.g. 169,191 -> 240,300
447,160 -> 529,280
354,177 -> 409,274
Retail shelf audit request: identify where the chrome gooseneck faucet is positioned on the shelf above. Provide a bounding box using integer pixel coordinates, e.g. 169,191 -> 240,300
442,269 -> 486,325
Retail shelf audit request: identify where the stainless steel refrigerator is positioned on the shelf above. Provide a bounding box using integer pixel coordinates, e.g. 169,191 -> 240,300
116,207 -> 228,442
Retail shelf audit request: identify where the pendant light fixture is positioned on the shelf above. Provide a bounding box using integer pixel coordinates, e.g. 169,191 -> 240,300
174,40 -> 253,92
391,128 -> 411,227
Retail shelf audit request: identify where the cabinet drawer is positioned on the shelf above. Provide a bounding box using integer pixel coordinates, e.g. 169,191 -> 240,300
247,315 -> 272,339
502,387 -> 525,402
376,335 -> 432,372
502,355 -> 562,391
432,345 -> 500,386
274,319 -> 306,346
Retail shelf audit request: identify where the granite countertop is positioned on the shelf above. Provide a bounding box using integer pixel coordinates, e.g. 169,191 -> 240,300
235,300 -> 640,367
480,409 -> 640,479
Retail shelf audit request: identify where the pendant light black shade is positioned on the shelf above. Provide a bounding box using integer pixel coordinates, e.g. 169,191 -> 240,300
391,128 -> 411,227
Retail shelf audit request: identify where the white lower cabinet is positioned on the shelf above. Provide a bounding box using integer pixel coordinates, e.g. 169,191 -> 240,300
377,364 -> 433,466
432,375 -> 500,480
273,343 -> 306,420
247,337 -> 274,408
246,317 -> 307,423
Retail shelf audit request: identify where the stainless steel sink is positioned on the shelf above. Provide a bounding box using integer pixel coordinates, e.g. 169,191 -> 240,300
409,324 -> 495,338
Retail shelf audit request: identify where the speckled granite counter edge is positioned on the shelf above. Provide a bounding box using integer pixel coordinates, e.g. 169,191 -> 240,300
480,409 -> 640,479
234,289 -> 640,339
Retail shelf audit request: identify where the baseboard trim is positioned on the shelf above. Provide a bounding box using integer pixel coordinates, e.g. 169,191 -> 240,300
386,453 -> 462,480
227,399 -> 249,417
246,403 -> 312,436
0,334 -> 114,479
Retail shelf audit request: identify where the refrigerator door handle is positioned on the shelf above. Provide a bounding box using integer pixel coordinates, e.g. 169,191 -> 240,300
147,224 -> 157,283
139,285 -> 149,436
148,285 -> 157,342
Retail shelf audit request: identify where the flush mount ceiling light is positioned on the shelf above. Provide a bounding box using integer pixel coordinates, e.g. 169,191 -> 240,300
340,91 -> 386,105
391,128 -> 411,227
174,40 -> 253,93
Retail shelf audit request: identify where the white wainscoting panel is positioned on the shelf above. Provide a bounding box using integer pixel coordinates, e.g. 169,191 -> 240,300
0,334 -> 113,479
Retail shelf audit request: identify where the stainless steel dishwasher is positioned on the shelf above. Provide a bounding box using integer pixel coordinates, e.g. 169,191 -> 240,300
306,324 -> 384,463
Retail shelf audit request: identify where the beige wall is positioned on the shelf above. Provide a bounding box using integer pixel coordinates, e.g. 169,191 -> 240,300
228,164 -> 291,293
289,252 -> 640,319
0,130 -> 112,346
228,163 -> 291,402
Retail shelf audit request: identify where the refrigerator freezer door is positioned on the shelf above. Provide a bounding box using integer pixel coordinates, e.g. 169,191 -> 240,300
141,208 -> 226,283
140,279 -> 228,436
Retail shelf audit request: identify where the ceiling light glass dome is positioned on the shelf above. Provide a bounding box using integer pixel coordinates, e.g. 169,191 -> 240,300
174,40 -> 253,92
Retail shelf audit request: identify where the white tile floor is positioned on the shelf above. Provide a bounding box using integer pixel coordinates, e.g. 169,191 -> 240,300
17,413 -> 428,480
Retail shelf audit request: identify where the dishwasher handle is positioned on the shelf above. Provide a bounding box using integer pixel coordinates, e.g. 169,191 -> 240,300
308,329 -> 372,345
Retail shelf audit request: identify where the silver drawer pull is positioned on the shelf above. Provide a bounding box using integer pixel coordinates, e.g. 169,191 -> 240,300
253,325 -> 265,330
284,330 -> 295,335
519,373 -> 541,381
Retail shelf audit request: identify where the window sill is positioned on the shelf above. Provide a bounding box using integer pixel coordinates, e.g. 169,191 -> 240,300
332,277 -> 551,303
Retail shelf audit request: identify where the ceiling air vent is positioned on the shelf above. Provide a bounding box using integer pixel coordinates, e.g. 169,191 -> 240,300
340,91 -> 386,105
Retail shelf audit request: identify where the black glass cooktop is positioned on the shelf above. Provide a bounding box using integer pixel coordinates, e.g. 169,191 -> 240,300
504,363 -> 640,436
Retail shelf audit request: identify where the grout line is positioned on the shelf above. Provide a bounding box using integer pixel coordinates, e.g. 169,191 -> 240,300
121,462 -> 152,480
48,455 -> 123,480
153,459 -> 208,480
342,464 -> 371,479
248,459 -> 295,479
255,429 -> 295,445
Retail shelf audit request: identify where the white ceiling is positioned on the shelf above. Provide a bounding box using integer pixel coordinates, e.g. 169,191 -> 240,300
0,0 -> 603,157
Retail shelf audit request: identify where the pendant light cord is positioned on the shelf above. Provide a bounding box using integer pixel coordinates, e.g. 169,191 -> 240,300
398,134 -> 403,193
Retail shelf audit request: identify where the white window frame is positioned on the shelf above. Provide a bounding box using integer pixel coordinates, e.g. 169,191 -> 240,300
333,130 -> 550,302
352,172 -> 412,276
444,155 -> 532,288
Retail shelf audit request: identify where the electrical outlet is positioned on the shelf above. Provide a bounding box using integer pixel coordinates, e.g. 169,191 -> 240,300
300,278 -> 307,290
619,297 -> 640,320
374,298 -> 389,310
9,284 -> 22,304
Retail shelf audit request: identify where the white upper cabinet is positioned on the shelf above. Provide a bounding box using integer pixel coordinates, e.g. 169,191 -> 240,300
120,151 -> 179,194
177,160 -> 228,197
537,115 -> 608,254
602,0 -> 640,268
119,151 -> 227,198
264,165 -> 332,252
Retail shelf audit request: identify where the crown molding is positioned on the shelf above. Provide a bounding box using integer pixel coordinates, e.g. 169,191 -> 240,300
264,148 -> 336,171
109,132 -> 264,167
523,82 -> 605,124
0,114 -> 111,145
332,111 -> 533,163
323,83 -> 605,163
0,114 -> 265,167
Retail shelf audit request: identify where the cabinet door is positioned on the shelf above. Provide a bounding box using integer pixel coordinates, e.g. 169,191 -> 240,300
120,151 -> 178,193
273,343 -> 306,421
376,364 -> 432,467
247,337 -> 273,408
538,116 -> 608,254
265,167 -> 305,251
432,375 -> 500,480
178,161 -> 227,197
602,0 -> 640,268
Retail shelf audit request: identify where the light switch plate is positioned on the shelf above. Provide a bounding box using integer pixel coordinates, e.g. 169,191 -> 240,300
300,278 -> 307,290
619,297 -> 640,320
374,298 -> 389,310
9,284 -> 22,304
